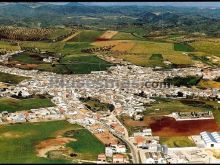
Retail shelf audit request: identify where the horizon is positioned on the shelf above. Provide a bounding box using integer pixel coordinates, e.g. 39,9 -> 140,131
1,2 -> 220,8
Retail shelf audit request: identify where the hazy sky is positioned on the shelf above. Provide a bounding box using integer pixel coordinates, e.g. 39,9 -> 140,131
81,2 -> 220,8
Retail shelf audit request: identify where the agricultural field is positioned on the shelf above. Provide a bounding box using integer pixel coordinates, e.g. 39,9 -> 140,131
160,136 -> 196,147
190,39 -> 220,57
174,43 -> 194,52
119,98 -> 220,136
0,40 -> 20,52
0,72 -> 29,84
37,55 -> 113,74
62,42 -> 93,54
198,79 -> 220,89
98,30 -> 118,40
20,41 -> 65,53
69,30 -> 104,42
92,40 -> 193,66
164,76 -> 202,87
0,121 -> 104,163
0,26 -> 73,41
0,96 -> 55,113
112,32 -> 144,40
65,129 -> 105,160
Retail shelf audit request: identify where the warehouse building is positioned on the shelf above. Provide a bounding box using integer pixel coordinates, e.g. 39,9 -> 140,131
200,131 -> 220,148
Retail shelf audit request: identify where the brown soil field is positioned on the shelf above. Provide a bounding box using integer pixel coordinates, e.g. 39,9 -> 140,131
124,116 -> 220,137
99,31 -> 118,40
94,130 -> 119,145
36,137 -> 75,158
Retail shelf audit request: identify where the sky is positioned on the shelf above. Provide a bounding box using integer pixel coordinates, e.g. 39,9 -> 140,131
81,2 -> 220,8
1,2 -> 220,8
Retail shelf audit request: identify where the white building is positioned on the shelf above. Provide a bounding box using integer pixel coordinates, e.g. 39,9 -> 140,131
200,131 -> 220,148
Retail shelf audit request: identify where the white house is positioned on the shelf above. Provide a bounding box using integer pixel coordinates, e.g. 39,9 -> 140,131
105,147 -> 113,157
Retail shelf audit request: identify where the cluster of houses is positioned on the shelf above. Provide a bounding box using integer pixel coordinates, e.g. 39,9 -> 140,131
0,55 -> 220,164
97,144 -> 128,164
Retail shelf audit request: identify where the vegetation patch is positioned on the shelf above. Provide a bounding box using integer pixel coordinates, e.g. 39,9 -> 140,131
198,79 -> 220,89
164,76 -> 202,87
79,97 -> 115,112
0,40 -> 20,53
0,72 -> 29,84
174,42 -> 194,52
160,136 -> 196,147
0,96 -> 55,113
69,30 -> 104,42
0,121 -> 80,163
190,40 -> 220,57
149,54 -> 163,61
65,129 -> 105,160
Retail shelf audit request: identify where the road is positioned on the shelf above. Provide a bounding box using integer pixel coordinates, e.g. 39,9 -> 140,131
101,120 -> 140,164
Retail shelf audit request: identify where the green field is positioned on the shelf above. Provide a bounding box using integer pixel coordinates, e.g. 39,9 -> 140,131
0,72 -> 29,84
0,40 -> 20,52
69,30 -> 104,42
93,40 -> 193,66
160,136 -> 196,147
11,52 -> 44,64
112,32 -> 144,40
79,97 -> 114,112
65,129 -> 105,160
62,42 -> 92,54
190,40 -> 220,57
143,98 -> 209,116
57,55 -> 114,74
20,41 -> 65,54
149,54 -> 163,61
0,120 -> 104,163
37,55 -> 113,74
174,43 -> 194,52
0,96 -> 55,113
164,76 -> 201,87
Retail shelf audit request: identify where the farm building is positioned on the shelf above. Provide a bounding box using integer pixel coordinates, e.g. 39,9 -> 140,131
200,131 -> 220,148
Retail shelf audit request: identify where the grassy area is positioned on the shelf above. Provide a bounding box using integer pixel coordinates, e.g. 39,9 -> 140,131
79,97 -> 114,112
160,136 -> 196,147
20,41 -> 65,53
65,129 -> 105,160
144,98 -> 209,116
47,28 -> 72,40
0,72 -> 29,84
149,54 -> 163,61
0,121 -> 104,163
69,30 -> 104,42
58,55 -> 113,74
198,80 -> 220,89
0,40 -> 20,51
0,121 -> 78,163
11,52 -> 44,64
92,40 -> 193,66
189,54 -> 216,66
62,42 -> 93,54
190,40 -> 220,57
10,50 -> 113,74
174,43 -> 194,52
164,76 -> 201,87
112,32 -> 144,40
0,96 -> 55,113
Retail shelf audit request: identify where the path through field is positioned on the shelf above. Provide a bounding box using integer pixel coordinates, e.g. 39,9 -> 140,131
62,31 -> 81,42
